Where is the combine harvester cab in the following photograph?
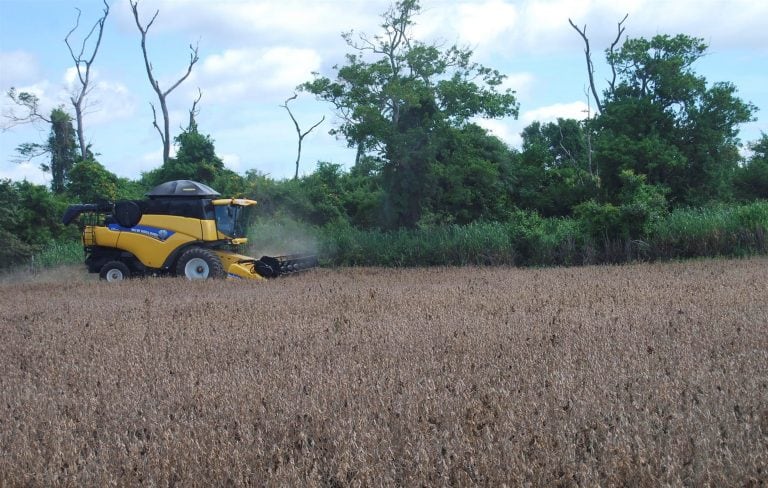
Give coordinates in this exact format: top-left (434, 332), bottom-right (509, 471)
top-left (62, 180), bottom-right (318, 281)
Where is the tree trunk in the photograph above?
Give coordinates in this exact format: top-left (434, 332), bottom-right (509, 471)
top-left (130, 0), bottom-right (198, 165)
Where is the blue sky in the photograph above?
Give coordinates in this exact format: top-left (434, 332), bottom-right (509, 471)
top-left (1, 0), bottom-right (766, 186)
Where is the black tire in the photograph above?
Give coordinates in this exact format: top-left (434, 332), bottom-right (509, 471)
top-left (176, 247), bottom-right (225, 280)
top-left (99, 261), bottom-right (131, 282)
top-left (114, 200), bottom-right (142, 228)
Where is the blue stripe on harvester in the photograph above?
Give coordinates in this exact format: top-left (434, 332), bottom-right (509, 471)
top-left (107, 223), bottom-right (175, 241)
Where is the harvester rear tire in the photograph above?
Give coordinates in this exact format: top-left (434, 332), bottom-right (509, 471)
top-left (99, 261), bottom-right (130, 282)
top-left (176, 247), bottom-right (225, 280)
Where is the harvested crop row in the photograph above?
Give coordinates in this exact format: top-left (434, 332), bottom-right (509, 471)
top-left (1, 258), bottom-right (766, 486)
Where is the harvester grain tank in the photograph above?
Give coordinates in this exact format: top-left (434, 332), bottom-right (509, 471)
top-left (61, 180), bottom-right (317, 281)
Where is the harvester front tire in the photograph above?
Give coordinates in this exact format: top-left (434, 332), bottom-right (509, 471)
top-left (99, 261), bottom-right (130, 282)
top-left (176, 247), bottom-right (225, 280)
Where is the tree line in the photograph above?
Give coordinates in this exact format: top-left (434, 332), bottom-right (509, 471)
top-left (2, 0), bottom-right (767, 269)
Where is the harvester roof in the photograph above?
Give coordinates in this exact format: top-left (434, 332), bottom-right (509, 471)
top-left (145, 180), bottom-right (220, 199)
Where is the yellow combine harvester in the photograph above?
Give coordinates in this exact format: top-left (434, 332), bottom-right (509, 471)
top-left (62, 180), bottom-right (317, 281)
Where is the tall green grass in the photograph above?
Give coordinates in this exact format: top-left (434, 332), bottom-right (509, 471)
top-left (318, 202), bottom-right (768, 267)
top-left (651, 202), bottom-right (768, 259)
top-left (30, 240), bottom-right (83, 269)
top-left (319, 216), bottom-right (586, 267)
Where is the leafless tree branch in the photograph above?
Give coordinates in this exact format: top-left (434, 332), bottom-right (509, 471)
top-left (568, 18), bottom-right (603, 114)
top-left (583, 86), bottom-right (596, 180)
top-left (65, 0), bottom-right (109, 160)
top-left (280, 93), bottom-right (325, 180)
top-left (130, 0), bottom-right (199, 164)
top-left (149, 102), bottom-right (165, 147)
top-left (188, 88), bottom-right (203, 130)
top-left (608, 14), bottom-right (629, 95)
top-left (569, 14), bottom-right (629, 114)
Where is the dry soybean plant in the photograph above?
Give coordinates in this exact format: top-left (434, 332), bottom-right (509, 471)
top-left (1, 258), bottom-right (767, 486)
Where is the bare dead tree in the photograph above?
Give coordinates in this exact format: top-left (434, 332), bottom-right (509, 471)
top-left (187, 88), bottom-right (202, 131)
top-left (607, 14), bottom-right (629, 96)
top-left (130, 0), bottom-right (199, 164)
top-left (568, 19), bottom-right (602, 114)
top-left (582, 87), bottom-right (596, 181)
top-left (280, 93), bottom-right (325, 180)
top-left (557, 125), bottom-right (585, 185)
top-left (568, 14), bottom-right (628, 114)
top-left (64, 0), bottom-right (109, 160)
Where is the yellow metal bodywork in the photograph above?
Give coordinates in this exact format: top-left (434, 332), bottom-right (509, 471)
top-left (87, 214), bottom-right (259, 272)
top-left (212, 198), bottom-right (257, 207)
top-left (86, 225), bottom-right (117, 248)
top-left (82, 198), bottom-right (268, 280)
top-left (107, 215), bottom-right (203, 268)
top-left (214, 250), bottom-right (264, 280)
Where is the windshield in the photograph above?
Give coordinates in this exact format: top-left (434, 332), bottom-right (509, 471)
top-left (214, 205), bottom-right (245, 238)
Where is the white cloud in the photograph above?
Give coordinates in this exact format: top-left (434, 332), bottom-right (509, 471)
top-left (111, 0), bottom-right (768, 62)
top-left (477, 101), bottom-right (591, 150)
top-left (0, 50), bottom-right (39, 87)
top-left (522, 0), bottom-right (592, 38)
top-left (114, 0), bottom-right (389, 49)
top-left (522, 101), bottom-right (590, 124)
top-left (0, 161), bottom-right (49, 185)
top-left (220, 153), bottom-right (241, 171)
top-left (137, 149), bottom-right (170, 174)
top-left (196, 47), bottom-right (322, 103)
top-left (622, 0), bottom-right (768, 51)
top-left (502, 72), bottom-right (535, 99)
top-left (63, 66), bottom-right (79, 87)
top-left (476, 118), bottom-right (520, 146)
top-left (86, 80), bottom-right (136, 124)
top-left (455, 0), bottom-right (520, 46)
top-left (430, 0), bottom-right (768, 57)
top-left (62, 66), bottom-right (137, 125)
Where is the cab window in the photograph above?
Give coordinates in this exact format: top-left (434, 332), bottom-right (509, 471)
top-left (214, 205), bottom-right (244, 238)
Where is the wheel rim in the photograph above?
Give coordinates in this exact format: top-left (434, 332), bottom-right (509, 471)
top-left (105, 268), bottom-right (124, 282)
top-left (184, 257), bottom-right (209, 279)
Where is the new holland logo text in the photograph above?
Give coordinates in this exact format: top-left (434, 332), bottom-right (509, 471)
top-left (108, 224), bottom-right (175, 241)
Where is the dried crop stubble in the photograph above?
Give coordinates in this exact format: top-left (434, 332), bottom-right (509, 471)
top-left (1, 259), bottom-right (767, 486)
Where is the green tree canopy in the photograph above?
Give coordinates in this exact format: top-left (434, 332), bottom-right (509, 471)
top-left (0, 179), bottom-right (33, 267)
top-left (302, 0), bottom-right (518, 227)
top-left (596, 34), bottom-right (755, 205)
top-left (426, 124), bottom-right (515, 224)
top-left (515, 119), bottom-right (598, 216)
top-left (14, 107), bottom-right (78, 194)
top-left (67, 158), bottom-right (119, 202)
top-left (734, 133), bottom-right (768, 201)
top-left (142, 126), bottom-right (226, 187)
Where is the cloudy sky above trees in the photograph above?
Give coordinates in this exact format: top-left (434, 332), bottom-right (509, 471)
top-left (1, 0), bottom-right (766, 185)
